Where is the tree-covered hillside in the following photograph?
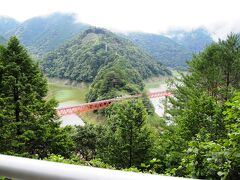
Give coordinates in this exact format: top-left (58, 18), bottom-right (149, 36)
top-left (87, 57), bottom-right (144, 102)
top-left (124, 32), bottom-right (192, 67)
top-left (42, 28), bottom-right (171, 83)
top-left (124, 29), bottom-right (213, 68)
top-left (0, 16), bottom-right (19, 35)
top-left (0, 14), bottom-right (214, 68)
top-left (167, 28), bottom-right (213, 53)
top-left (5, 13), bottom-right (89, 57)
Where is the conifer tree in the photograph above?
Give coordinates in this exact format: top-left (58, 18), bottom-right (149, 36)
top-left (0, 37), bottom-right (73, 158)
top-left (98, 100), bottom-right (153, 168)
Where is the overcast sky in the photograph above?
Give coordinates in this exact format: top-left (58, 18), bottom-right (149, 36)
top-left (1, 0), bottom-right (240, 39)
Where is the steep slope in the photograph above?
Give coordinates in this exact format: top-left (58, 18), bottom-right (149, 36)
top-left (42, 28), bottom-right (170, 83)
top-left (0, 36), bottom-right (6, 44)
top-left (87, 58), bottom-right (144, 102)
top-left (0, 16), bottom-right (19, 35)
top-left (124, 32), bottom-right (192, 67)
top-left (6, 13), bottom-right (89, 57)
top-left (167, 28), bottom-right (213, 53)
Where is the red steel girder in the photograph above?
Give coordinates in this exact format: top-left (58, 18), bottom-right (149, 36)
top-left (57, 91), bottom-right (172, 117)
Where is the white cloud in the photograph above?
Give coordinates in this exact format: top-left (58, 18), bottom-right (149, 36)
top-left (0, 0), bottom-right (240, 38)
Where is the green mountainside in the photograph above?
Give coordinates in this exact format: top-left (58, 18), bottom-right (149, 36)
top-left (87, 58), bottom-right (144, 102)
top-left (5, 13), bottom-right (89, 57)
top-left (124, 29), bottom-right (213, 67)
top-left (0, 14), bottom-right (214, 68)
top-left (124, 32), bottom-right (192, 67)
top-left (42, 28), bottom-right (170, 83)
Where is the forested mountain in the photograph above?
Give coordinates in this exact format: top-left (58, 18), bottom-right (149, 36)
top-left (87, 58), bottom-right (144, 102)
top-left (123, 29), bottom-right (213, 67)
top-left (124, 32), bottom-right (192, 67)
top-left (0, 36), bottom-right (6, 44)
top-left (167, 28), bottom-right (213, 53)
top-left (5, 13), bottom-right (89, 57)
top-left (42, 28), bottom-right (170, 83)
top-left (0, 16), bottom-right (19, 35)
top-left (0, 14), bottom-right (214, 68)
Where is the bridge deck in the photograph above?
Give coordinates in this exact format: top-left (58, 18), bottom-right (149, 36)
top-left (57, 91), bottom-right (172, 117)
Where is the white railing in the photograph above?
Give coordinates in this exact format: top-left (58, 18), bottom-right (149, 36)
top-left (0, 154), bottom-right (188, 180)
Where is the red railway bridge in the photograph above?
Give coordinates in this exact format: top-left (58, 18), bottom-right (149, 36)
top-left (57, 91), bottom-right (172, 117)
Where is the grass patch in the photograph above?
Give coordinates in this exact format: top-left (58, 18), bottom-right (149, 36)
top-left (47, 83), bottom-right (89, 103)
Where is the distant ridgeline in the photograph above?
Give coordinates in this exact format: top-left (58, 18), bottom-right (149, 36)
top-left (0, 13), bottom-right (89, 57)
top-left (0, 36), bottom-right (6, 44)
top-left (0, 16), bottom-right (19, 35)
top-left (123, 28), bottom-right (213, 68)
top-left (0, 13), bottom-right (213, 68)
top-left (41, 28), bottom-right (171, 83)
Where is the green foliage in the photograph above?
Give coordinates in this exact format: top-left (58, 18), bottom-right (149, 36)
top-left (171, 91), bottom-right (224, 140)
top-left (222, 92), bottom-right (240, 178)
top-left (166, 34), bottom-right (240, 179)
top-left (44, 154), bottom-right (84, 165)
top-left (150, 125), bottom-right (186, 174)
top-left (122, 167), bottom-right (140, 172)
top-left (73, 124), bottom-right (99, 160)
top-left (140, 158), bottom-right (163, 174)
top-left (97, 100), bottom-right (154, 168)
top-left (0, 37), bottom-right (73, 158)
top-left (146, 113), bottom-right (166, 131)
top-left (45, 154), bottom-right (115, 169)
top-left (42, 27), bottom-right (170, 83)
top-left (142, 92), bottom-right (155, 115)
top-left (170, 33), bottom-right (240, 140)
top-left (173, 132), bottom-right (229, 179)
top-left (174, 100), bottom-right (240, 180)
top-left (86, 58), bottom-right (144, 102)
top-left (188, 33), bottom-right (240, 101)
top-left (88, 158), bottom-right (115, 169)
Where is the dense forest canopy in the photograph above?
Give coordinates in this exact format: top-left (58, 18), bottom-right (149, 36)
top-left (86, 57), bottom-right (144, 102)
top-left (41, 27), bottom-right (171, 83)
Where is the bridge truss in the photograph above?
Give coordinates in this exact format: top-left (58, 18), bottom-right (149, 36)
top-left (57, 91), bottom-right (171, 117)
